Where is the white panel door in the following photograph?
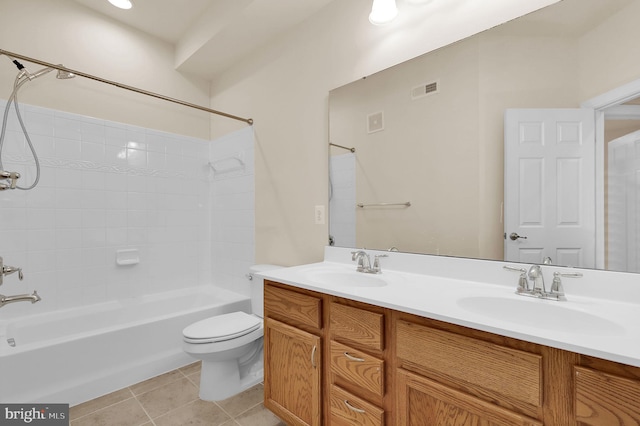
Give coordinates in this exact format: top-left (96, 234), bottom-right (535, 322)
top-left (608, 130), bottom-right (640, 272)
top-left (504, 109), bottom-right (595, 267)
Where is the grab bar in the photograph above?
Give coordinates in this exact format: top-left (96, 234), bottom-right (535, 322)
top-left (357, 202), bottom-right (411, 208)
top-left (329, 143), bottom-right (355, 153)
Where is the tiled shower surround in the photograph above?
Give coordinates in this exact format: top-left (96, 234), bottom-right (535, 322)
top-left (329, 153), bottom-right (355, 248)
top-left (0, 100), bottom-right (254, 318)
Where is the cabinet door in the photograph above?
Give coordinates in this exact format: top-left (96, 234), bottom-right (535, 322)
top-left (575, 366), bottom-right (640, 426)
top-left (397, 369), bottom-right (542, 426)
top-left (264, 317), bottom-right (321, 426)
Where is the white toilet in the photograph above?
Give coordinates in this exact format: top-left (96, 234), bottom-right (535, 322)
top-left (182, 264), bottom-right (280, 401)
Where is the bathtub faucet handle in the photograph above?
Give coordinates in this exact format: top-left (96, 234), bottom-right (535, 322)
top-left (1, 261), bottom-right (23, 283)
top-left (0, 257), bottom-right (21, 286)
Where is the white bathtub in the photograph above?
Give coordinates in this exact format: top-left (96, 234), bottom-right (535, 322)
top-left (0, 286), bottom-right (251, 406)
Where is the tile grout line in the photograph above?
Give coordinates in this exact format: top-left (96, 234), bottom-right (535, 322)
top-left (230, 400), bottom-right (266, 419)
top-left (130, 368), bottom-right (192, 399)
top-left (130, 396), bottom-right (155, 426)
top-left (134, 369), bottom-right (203, 424)
top-left (70, 388), bottom-right (136, 422)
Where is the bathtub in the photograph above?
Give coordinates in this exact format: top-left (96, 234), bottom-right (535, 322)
top-left (0, 286), bottom-right (251, 406)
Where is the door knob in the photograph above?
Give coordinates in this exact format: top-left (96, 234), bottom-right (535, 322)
top-left (509, 232), bottom-right (528, 241)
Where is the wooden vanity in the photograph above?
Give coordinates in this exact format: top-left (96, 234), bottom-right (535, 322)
top-left (263, 280), bottom-right (640, 426)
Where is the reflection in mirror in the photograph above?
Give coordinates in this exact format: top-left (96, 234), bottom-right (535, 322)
top-left (328, 0), bottom-right (640, 273)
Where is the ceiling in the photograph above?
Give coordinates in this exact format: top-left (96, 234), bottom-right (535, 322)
top-left (72, 0), bottom-right (336, 79)
top-left (71, 0), bottom-right (633, 81)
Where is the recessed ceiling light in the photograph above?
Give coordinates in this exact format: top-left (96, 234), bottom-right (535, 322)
top-left (108, 0), bottom-right (133, 10)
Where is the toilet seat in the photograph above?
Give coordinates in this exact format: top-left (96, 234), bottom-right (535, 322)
top-left (183, 311), bottom-right (262, 344)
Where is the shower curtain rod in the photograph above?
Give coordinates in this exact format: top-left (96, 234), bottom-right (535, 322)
top-left (0, 48), bottom-right (253, 125)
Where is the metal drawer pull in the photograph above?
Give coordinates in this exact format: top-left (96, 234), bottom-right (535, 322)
top-left (311, 345), bottom-right (317, 368)
top-left (344, 400), bottom-right (366, 414)
top-left (344, 352), bottom-right (365, 362)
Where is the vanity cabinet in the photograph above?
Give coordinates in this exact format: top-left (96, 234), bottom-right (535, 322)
top-left (264, 282), bottom-right (323, 426)
top-left (263, 280), bottom-right (640, 425)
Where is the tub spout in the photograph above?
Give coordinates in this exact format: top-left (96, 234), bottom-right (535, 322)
top-left (0, 291), bottom-right (41, 308)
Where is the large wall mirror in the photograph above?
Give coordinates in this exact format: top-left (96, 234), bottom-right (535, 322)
top-left (328, 0), bottom-right (640, 273)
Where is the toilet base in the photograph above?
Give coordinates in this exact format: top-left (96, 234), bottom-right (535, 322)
top-left (198, 359), bottom-right (264, 401)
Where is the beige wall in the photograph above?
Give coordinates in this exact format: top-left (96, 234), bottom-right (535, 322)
top-left (209, 0), bottom-right (560, 266)
top-left (0, 0), bottom-right (211, 139)
top-left (331, 38), bottom-right (481, 257)
top-left (578, 0), bottom-right (640, 101)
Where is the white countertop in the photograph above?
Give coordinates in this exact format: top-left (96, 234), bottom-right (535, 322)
top-left (258, 247), bottom-right (640, 368)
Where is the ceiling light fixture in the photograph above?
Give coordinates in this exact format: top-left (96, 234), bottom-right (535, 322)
top-left (369, 0), bottom-right (398, 25)
top-left (108, 0), bottom-right (133, 10)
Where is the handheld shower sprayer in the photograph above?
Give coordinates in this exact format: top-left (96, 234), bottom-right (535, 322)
top-left (0, 54), bottom-right (75, 190)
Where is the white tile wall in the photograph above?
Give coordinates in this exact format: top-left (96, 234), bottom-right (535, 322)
top-left (0, 100), bottom-right (255, 318)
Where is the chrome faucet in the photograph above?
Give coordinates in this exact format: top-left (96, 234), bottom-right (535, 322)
top-left (351, 250), bottom-right (387, 274)
top-left (0, 291), bottom-right (41, 308)
top-left (351, 250), bottom-right (372, 272)
top-left (0, 257), bottom-right (24, 286)
top-left (503, 264), bottom-right (582, 301)
top-left (527, 264), bottom-right (546, 294)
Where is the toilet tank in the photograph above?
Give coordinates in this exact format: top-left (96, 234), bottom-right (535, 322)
top-left (248, 264), bottom-right (281, 318)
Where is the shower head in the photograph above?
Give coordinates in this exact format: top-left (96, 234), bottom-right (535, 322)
top-left (56, 69), bottom-right (75, 79)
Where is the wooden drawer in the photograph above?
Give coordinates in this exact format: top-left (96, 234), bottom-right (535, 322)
top-left (575, 366), bottom-right (640, 425)
top-left (331, 340), bottom-right (384, 397)
top-left (396, 320), bottom-right (542, 411)
top-left (330, 302), bottom-right (384, 351)
top-left (329, 385), bottom-right (384, 426)
top-left (264, 282), bottom-right (322, 330)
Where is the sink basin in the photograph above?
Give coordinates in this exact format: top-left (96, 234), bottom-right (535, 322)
top-left (457, 296), bottom-right (625, 336)
top-left (304, 269), bottom-right (388, 288)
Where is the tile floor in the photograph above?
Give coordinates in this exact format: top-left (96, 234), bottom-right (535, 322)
top-left (69, 362), bottom-right (285, 426)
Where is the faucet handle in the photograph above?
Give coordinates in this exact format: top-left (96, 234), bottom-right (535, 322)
top-left (351, 250), bottom-right (365, 260)
top-left (503, 265), bottom-right (529, 291)
top-left (2, 265), bottom-right (23, 281)
top-left (372, 254), bottom-right (388, 273)
top-left (1, 257), bottom-right (24, 286)
top-left (551, 271), bottom-right (582, 299)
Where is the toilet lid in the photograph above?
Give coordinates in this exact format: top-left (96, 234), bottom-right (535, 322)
top-left (183, 311), bottom-right (262, 343)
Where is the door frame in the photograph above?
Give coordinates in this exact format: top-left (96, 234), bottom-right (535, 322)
top-left (581, 77), bottom-right (640, 269)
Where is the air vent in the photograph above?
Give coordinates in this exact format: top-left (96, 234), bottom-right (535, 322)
top-left (367, 111), bottom-right (384, 134)
top-left (411, 80), bottom-right (439, 100)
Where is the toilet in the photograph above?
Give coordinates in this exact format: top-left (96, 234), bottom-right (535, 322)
top-left (182, 264), bottom-right (281, 401)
